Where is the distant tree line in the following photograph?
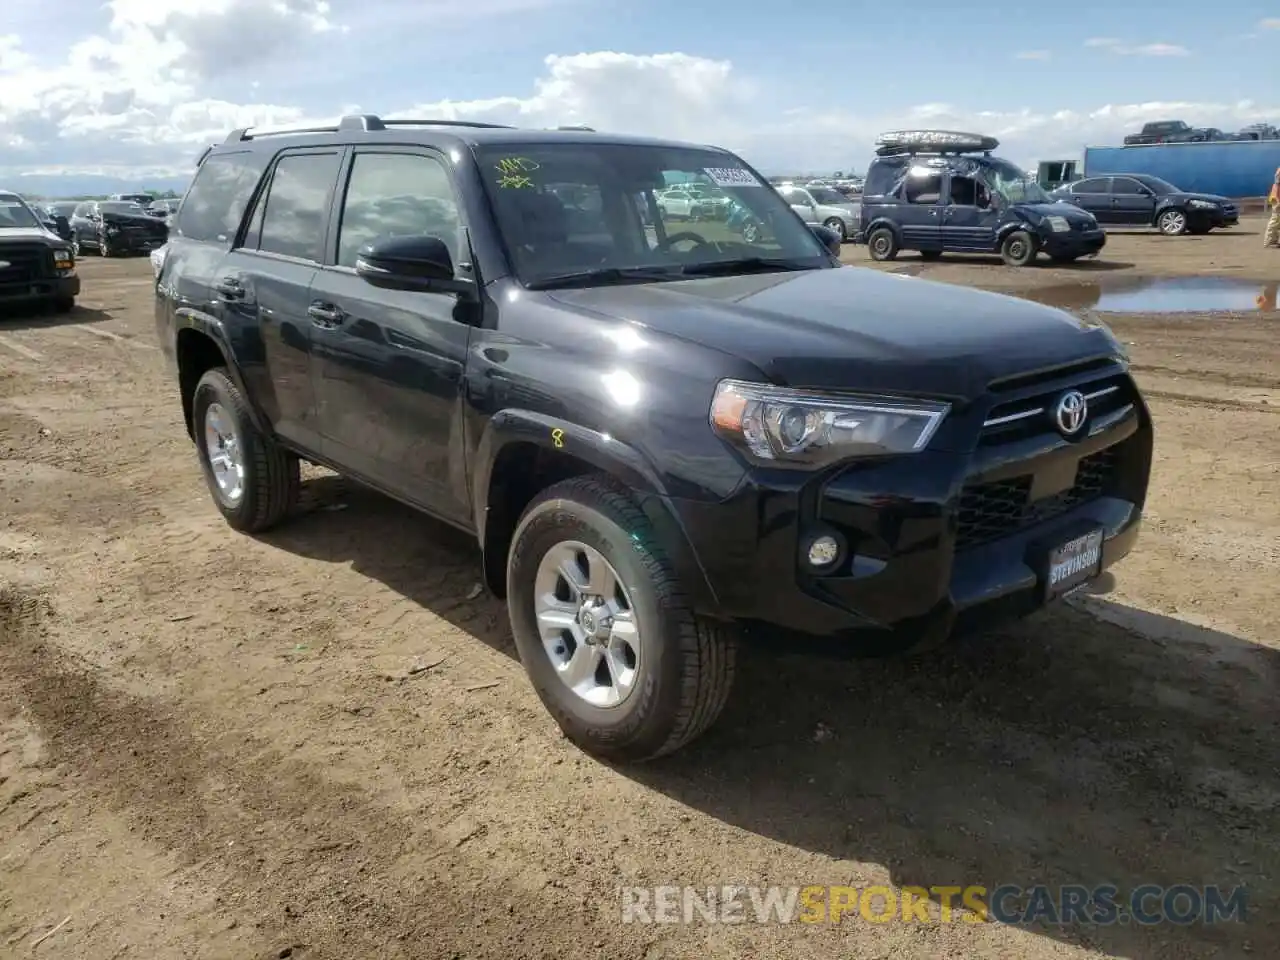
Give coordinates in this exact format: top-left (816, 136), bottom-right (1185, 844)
top-left (22, 188), bottom-right (183, 202)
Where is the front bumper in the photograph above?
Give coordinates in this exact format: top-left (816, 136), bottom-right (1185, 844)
top-left (1042, 228), bottom-right (1106, 257)
top-left (668, 363), bottom-right (1152, 655)
top-left (1195, 207), bottom-right (1238, 228)
top-left (0, 274), bottom-right (79, 305)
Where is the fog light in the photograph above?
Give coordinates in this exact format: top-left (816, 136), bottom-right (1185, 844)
top-left (807, 534), bottom-right (840, 568)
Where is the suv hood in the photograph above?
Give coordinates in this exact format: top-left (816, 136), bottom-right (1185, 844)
top-left (546, 267), bottom-right (1120, 401)
top-left (0, 226), bottom-right (61, 244)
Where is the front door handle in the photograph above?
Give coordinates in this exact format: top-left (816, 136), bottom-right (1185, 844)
top-left (308, 302), bottom-right (346, 327)
top-left (215, 277), bottom-right (244, 299)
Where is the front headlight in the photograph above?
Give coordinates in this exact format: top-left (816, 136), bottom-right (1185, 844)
top-left (709, 379), bottom-right (950, 466)
top-left (1045, 215), bottom-right (1071, 233)
top-left (52, 248), bottom-right (74, 266)
top-left (1187, 199), bottom-right (1217, 209)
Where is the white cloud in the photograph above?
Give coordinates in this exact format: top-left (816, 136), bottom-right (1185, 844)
top-left (1258, 17), bottom-right (1280, 29)
top-left (1083, 37), bottom-right (1189, 56)
top-left (0, 12), bottom-right (1276, 189)
top-left (1014, 50), bottom-right (1052, 60)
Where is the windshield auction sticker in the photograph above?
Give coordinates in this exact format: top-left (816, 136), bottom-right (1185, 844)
top-left (703, 167), bottom-right (761, 188)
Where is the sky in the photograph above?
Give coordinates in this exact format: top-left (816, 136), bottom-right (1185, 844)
top-left (1, 0), bottom-right (1278, 193)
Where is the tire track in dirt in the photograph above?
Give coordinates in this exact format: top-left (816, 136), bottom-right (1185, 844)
top-left (0, 587), bottom-right (641, 960)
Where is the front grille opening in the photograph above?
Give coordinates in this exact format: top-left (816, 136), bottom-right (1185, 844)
top-left (956, 446), bottom-right (1119, 550)
top-left (0, 245), bottom-right (51, 286)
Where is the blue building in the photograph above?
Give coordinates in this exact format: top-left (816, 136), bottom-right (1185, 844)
top-left (1083, 140), bottom-right (1280, 199)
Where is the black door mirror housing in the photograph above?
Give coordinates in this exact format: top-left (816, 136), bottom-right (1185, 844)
top-left (355, 234), bottom-right (474, 296)
top-left (810, 224), bottom-right (842, 256)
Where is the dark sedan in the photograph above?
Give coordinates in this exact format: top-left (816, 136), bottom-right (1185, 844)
top-left (1049, 174), bottom-right (1238, 236)
top-left (69, 200), bottom-right (169, 256)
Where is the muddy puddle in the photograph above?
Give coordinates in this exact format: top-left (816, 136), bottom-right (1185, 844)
top-left (1022, 276), bottom-right (1278, 313)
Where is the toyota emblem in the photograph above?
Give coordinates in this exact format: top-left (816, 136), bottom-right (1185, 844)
top-left (1054, 390), bottom-right (1088, 435)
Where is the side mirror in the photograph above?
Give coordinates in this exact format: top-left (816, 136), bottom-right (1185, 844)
top-left (355, 234), bottom-right (473, 296)
top-left (810, 224), bottom-right (842, 256)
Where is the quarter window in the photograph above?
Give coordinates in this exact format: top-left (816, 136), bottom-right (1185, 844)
top-left (336, 152), bottom-right (461, 269)
top-left (176, 151), bottom-right (269, 245)
top-left (255, 152), bottom-right (342, 262)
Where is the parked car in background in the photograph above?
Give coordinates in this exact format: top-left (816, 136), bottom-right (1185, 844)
top-left (69, 199), bottom-right (169, 256)
top-left (1232, 123), bottom-right (1280, 141)
top-left (1122, 120), bottom-right (1219, 145)
top-left (110, 192), bottom-right (156, 207)
top-left (1049, 174), bottom-right (1238, 235)
top-left (0, 190), bottom-right (79, 313)
top-left (778, 184), bottom-right (860, 241)
top-left (33, 201), bottom-right (75, 242)
top-left (656, 186), bottom-right (716, 221)
top-left (856, 130), bottom-right (1104, 265)
top-left (148, 198), bottom-right (181, 227)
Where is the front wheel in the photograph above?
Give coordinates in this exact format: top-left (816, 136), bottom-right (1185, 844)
top-left (1000, 230), bottom-right (1037, 267)
top-left (191, 367), bottom-right (299, 532)
top-left (1158, 209), bottom-right (1188, 236)
top-left (506, 475), bottom-right (738, 762)
top-left (867, 226), bottom-right (899, 262)
top-left (823, 217), bottom-right (847, 242)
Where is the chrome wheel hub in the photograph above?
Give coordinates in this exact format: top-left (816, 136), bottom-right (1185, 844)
top-left (533, 541), bottom-right (641, 709)
top-left (203, 402), bottom-right (245, 505)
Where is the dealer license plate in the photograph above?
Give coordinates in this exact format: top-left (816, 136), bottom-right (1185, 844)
top-left (1046, 528), bottom-right (1104, 599)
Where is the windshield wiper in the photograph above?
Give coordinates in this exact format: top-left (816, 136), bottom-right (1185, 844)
top-left (677, 256), bottom-right (816, 277)
top-left (525, 266), bottom-right (682, 290)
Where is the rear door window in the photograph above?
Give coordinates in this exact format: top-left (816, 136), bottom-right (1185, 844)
top-left (253, 152), bottom-right (344, 263)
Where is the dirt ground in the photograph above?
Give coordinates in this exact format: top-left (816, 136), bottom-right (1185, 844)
top-left (1, 218), bottom-right (1277, 960)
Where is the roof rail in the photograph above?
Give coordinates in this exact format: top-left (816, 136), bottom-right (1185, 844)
top-left (223, 113), bottom-right (516, 144)
top-left (555, 124), bottom-right (595, 132)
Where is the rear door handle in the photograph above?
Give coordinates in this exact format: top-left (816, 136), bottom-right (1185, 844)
top-left (215, 277), bottom-right (244, 299)
top-left (308, 302), bottom-right (346, 327)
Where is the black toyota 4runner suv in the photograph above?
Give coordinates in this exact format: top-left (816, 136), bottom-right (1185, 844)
top-left (155, 115), bottom-right (1153, 762)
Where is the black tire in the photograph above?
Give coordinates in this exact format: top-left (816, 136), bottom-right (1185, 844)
top-left (506, 475), bottom-right (738, 762)
top-left (1049, 253), bottom-right (1080, 264)
top-left (867, 226), bottom-right (899, 262)
top-left (920, 250), bottom-right (943, 261)
top-left (1157, 208), bottom-right (1187, 236)
top-left (823, 217), bottom-right (847, 242)
top-left (191, 367), bottom-right (299, 532)
top-left (1000, 230), bottom-right (1037, 267)
top-left (52, 297), bottom-right (75, 314)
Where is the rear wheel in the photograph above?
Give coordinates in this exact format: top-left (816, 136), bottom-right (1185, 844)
top-left (1000, 230), bottom-right (1037, 267)
top-left (191, 367), bottom-right (299, 532)
top-left (823, 217), bottom-right (847, 242)
top-left (867, 226), bottom-right (899, 262)
top-left (1158, 208), bottom-right (1188, 236)
top-left (506, 475), bottom-right (738, 762)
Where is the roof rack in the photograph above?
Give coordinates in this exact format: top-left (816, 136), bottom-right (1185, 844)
top-left (223, 113), bottom-right (515, 143)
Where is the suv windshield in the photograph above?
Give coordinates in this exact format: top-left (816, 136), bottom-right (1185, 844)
top-left (985, 159), bottom-right (1053, 204)
top-left (473, 143), bottom-right (830, 286)
top-left (0, 196), bottom-right (40, 229)
top-left (100, 201), bottom-right (145, 215)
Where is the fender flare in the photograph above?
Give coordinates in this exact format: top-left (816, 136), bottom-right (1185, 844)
top-left (863, 218), bottom-right (903, 243)
top-left (472, 409), bottom-right (720, 611)
top-left (173, 309), bottom-right (270, 436)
